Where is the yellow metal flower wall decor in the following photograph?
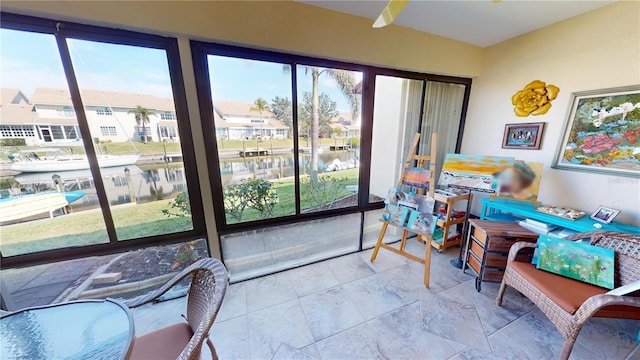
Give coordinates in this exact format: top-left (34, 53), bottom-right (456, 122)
top-left (512, 80), bottom-right (560, 117)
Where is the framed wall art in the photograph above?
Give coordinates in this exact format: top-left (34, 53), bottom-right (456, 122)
top-left (502, 122), bottom-right (545, 150)
top-left (552, 85), bottom-right (640, 178)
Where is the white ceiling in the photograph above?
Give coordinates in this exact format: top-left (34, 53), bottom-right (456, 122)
top-left (299, 0), bottom-right (616, 47)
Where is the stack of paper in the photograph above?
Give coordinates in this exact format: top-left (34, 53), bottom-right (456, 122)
top-left (518, 219), bottom-right (558, 235)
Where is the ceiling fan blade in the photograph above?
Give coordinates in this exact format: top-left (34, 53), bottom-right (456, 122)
top-left (372, 0), bottom-right (409, 28)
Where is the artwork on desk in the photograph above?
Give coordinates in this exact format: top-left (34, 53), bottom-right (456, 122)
top-left (502, 122), bottom-right (545, 150)
top-left (495, 160), bottom-right (543, 202)
top-left (535, 205), bottom-right (586, 220)
top-left (552, 85), bottom-right (640, 178)
top-left (381, 204), bottom-right (410, 226)
top-left (590, 205), bottom-right (620, 224)
top-left (438, 154), bottom-right (514, 193)
top-left (537, 235), bottom-right (615, 289)
top-left (401, 167), bottom-right (431, 193)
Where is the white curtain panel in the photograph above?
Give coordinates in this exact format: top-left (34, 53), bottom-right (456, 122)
top-left (418, 81), bottom-right (466, 183)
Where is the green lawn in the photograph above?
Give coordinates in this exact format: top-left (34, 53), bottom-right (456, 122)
top-left (226, 167), bottom-right (359, 223)
top-left (0, 199), bottom-right (192, 256)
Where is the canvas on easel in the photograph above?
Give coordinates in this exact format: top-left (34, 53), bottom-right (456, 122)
top-left (491, 160), bottom-right (544, 207)
top-left (371, 132), bottom-right (438, 288)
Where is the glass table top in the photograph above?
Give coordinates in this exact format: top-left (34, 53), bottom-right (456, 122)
top-left (0, 299), bottom-right (133, 360)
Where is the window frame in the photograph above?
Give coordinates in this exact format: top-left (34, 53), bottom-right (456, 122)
top-left (191, 41), bottom-right (472, 239)
top-left (0, 12), bottom-right (207, 268)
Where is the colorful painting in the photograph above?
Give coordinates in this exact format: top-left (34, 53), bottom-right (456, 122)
top-left (401, 168), bottom-right (431, 192)
top-left (537, 235), bottom-right (615, 289)
top-left (502, 122), bottom-right (545, 150)
top-left (381, 204), bottom-right (410, 226)
top-left (495, 160), bottom-right (543, 202)
top-left (438, 154), bottom-right (514, 193)
top-left (553, 85), bottom-right (640, 178)
top-left (407, 211), bottom-right (437, 236)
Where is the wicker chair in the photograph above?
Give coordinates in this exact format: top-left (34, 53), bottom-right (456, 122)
top-left (124, 257), bottom-right (228, 360)
top-left (496, 231), bottom-right (640, 360)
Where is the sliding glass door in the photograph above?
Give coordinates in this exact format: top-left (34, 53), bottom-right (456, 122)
top-left (192, 41), bottom-right (472, 281)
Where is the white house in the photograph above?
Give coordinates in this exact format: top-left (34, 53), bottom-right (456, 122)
top-left (213, 100), bottom-right (289, 140)
top-left (0, 87), bottom-right (181, 146)
top-left (329, 112), bottom-right (360, 138)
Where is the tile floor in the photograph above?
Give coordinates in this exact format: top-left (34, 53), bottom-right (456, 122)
top-left (131, 239), bottom-right (640, 359)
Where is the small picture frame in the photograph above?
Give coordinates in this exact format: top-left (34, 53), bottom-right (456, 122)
top-left (590, 206), bottom-right (620, 224)
top-left (502, 122), bottom-right (545, 150)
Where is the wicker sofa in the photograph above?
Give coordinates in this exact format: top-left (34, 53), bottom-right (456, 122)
top-left (496, 231), bottom-right (640, 360)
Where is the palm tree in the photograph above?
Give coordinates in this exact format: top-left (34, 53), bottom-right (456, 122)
top-left (250, 97), bottom-right (270, 154)
top-left (128, 105), bottom-right (154, 143)
top-left (307, 67), bottom-right (359, 178)
top-left (250, 98), bottom-right (269, 139)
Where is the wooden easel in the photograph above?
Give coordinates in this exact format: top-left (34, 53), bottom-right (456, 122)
top-left (370, 132), bottom-right (438, 287)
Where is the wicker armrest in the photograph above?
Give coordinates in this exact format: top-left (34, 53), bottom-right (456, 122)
top-left (574, 293), bottom-right (640, 323)
top-left (507, 241), bottom-right (538, 262)
top-left (122, 268), bottom-right (192, 308)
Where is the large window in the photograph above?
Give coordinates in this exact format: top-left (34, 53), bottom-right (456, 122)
top-left (207, 55), bottom-right (296, 224)
top-left (193, 43), bottom-right (471, 281)
top-left (66, 37), bottom-right (195, 240)
top-left (1, 14), bottom-right (205, 270)
top-left (296, 65), bottom-right (362, 214)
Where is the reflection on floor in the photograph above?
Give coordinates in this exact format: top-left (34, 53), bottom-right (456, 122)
top-left (132, 239), bottom-right (640, 360)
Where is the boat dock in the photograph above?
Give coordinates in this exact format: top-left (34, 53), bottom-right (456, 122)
top-left (239, 149), bottom-right (269, 157)
top-left (329, 144), bottom-right (351, 151)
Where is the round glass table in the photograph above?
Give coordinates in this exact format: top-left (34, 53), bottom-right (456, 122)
top-left (0, 299), bottom-right (134, 360)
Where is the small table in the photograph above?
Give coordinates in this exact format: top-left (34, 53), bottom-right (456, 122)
top-left (480, 197), bottom-right (640, 235)
top-left (0, 299), bottom-right (134, 360)
top-left (463, 219), bottom-right (539, 291)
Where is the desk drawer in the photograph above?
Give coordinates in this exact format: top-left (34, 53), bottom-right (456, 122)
top-left (481, 267), bottom-right (505, 283)
top-left (484, 251), bottom-right (509, 267)
top-left (467, 252), bottom-right (482, 275)
top-left (473, 227), bottom-right (487, 245)
top-left (486, 236), bottom-right (535, 252)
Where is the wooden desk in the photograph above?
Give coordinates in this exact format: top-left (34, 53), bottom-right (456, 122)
top-left (0, 299), bottom-right (134, 359)
top-left (480, 198), bottom-right (640, 235)
top-left (463, 219), bottom-right (538, 291)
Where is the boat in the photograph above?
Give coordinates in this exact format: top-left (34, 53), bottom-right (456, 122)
top-left (0, 191), bottom-right (85, 223)
top-left (14, 165), bottom-right (143, 186)
top-left (10, 149), bottom-right (139, 173)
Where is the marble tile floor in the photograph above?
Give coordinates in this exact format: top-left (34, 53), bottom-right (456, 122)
top-left (131, 239), bottom-right (640, 360)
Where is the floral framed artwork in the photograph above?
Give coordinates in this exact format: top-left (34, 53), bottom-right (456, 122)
top-left (553, 85), bottom-right (640, 178)
top-left (502, 122), bottom-right (545, 150)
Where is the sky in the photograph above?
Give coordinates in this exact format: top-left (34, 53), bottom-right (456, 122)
top-left (1, 28), bottom-right (361, 114)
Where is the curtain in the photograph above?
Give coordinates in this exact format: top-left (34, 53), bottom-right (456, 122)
top-left (418, 81), bottom-right (466, 184)
top-left (400, 80), bottom-right (425, 168)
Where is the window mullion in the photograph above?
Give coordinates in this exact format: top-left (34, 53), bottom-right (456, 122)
top-left (291, 62), bottom-right (301, 216)
top-left (55, 32), bottom-right (118, 244)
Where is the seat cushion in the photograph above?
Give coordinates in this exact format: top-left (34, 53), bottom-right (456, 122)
top-left (509, 261), bottom-right (607, 314)
top-left (129, 322), bottom-right (193, 360)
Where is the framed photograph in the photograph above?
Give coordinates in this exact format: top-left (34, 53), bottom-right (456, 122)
top-left (552, 85), bottom-right (640, 178)
top-left (502, 122), bottom-right (545, 150)
top-left (590, 206), bottom-right (620, 224)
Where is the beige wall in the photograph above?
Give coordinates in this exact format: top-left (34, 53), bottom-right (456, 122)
top-left (1, 0), bottom-right (483, 77)
top-left (461, 1), bottom-right (640, 225)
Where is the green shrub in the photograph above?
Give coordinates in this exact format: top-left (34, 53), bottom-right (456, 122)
top-left (162, 191), bottom-right (191, 218)
top-left (349, 137), bottom-right (360, 148)
top-left (0, 138), bottom-right (26, 146)
top-left (223, 179), bottom-right (278, 222)
top-left (301, 175), bottom-right (348, 209)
